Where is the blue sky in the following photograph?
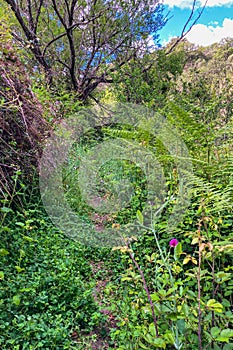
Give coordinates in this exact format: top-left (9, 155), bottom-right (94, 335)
top-left (159, 0), bottom-right (233, 46)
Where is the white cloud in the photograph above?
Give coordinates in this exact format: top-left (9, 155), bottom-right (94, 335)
top-left (162, 35), bottom-right (175, 46)
top-left (208, 20), bottom-right (219, 26)
top-left (185, 18), bottom-right (233, 45)
top-left (163, 0), bottom-right (233, 8)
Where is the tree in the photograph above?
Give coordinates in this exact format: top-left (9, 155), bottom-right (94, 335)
top-left (3, 0), bottom-right (166, 100)
top-left (3, 0), bottom-right (206, 101)
top-left (112, 48), bottom-right (185, 107)
top-left (169, 38), bottom-right (233, 127)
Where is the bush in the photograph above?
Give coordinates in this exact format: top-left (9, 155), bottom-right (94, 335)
top-left (0, 204), bottom-right (102, 349)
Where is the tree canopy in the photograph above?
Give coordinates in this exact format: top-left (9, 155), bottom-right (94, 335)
top-left (4, 0), bottom-right (166, 100)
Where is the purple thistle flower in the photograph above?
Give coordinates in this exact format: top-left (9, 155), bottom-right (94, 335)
top-left (169, 238), bottom-right (179, 248)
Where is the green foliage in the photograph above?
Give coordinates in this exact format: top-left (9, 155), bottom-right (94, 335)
top-left (113, 49), bottom-right (186, 108)
top-left (3, 0), bottom-right (166, 100)
top-left (108, 212), bottom-right (233, 348)
top-left (58, 108), bottom-right (233, 348)
top-left (0, 0), bottom-right (15, 47)
top-left (0, 203), bottom-right (105, 348)
top-left (1, 26), bottom-right (233, 349)
top-left (0, 36), bottom-right (50, 201)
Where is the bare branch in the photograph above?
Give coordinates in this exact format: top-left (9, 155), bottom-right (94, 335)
top-left (34, 0), bottom-right (44, 33)
top-left (4, 0), bottom-right (169, 100)
top-left (42, 19), bottom-right (97, 57)
top-left (166, 0), bottom-right (208, 54)
top-left (27, 0), bottom-right (35, 31)
top-left (5, 0), bottom-right (52, 83)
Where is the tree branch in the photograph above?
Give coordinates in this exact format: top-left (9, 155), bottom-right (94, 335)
top-left (5, 0), bottom-right (52, 83)
top-left (42, 20), bottom-right (90, 57)
top-left (166, 0), bottom-right (208, 54)
top-left (34, 0), bottom-right (44, 33)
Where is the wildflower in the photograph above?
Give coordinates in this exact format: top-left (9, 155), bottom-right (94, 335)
top-left (169, 238), bottom-right (179, 248)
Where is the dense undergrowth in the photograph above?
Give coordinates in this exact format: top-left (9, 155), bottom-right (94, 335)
top-left (1, 120), bottom-right (233, 348)
top-left (0, 11), bottom-right (233, 348)
top-left (0, 198), bottom-right (106, 348)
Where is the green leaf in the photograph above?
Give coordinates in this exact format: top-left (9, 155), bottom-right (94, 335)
top-left (211, 326), bottom-right (221, 338)
top-left (215, 272), bottom-right (232, 284)
top-left (15, 266), bottom-right (25, 273)
top-left (164, 331), bottom-right (175, 344)
top-left (138, 341), bottom-right (150, 349)
top-left (12, 295), bottom-right (21, 306)
top-left (182, 303), bottom-right (190, 317)
top-left (149, 323), bottom-right (157, 337)
top-left (216, 336), bottom-right (230, 342)
top-left (191, 237), bottom-right (199, 245)
top-left (22, 235), bottom-right (35, 242)
top-left (177, 319), bottom-right (186, 334)
top-left (220, 329), bottom-right (233, 338)
top-left (0, 206), bottom-right (13, 213)
top-left (0, 271), bottom-right (4, 280)
top-left (0, 226), bottom-right (11, 233)
top-left (121, 276), bottom-right (132, 282)
top-left (167, 312), bottom-right (179, 321)
top-left (183, 256), bottom-right (191, 265)
top-left (15, 222), bottom-right (25, 227)
top-left (206, 299), bottom-right (223, 313)
top-left (143, 332), bottom-right (166, 347)
top-left (151, 293), bottom-right (160, 302)
top-left (174, 242), bottom-right (182, 260)
top-left (136, 210), bottom-right (143, 225)
top-left (0, 248), bottom-right (9, 256)
top-left (151, 338), bottom-right (166, 348)
top-left (20, 288), bottom-right (34, 293)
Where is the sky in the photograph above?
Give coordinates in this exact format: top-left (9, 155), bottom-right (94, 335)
top-left (159, 0), bottom-right (233, 47)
